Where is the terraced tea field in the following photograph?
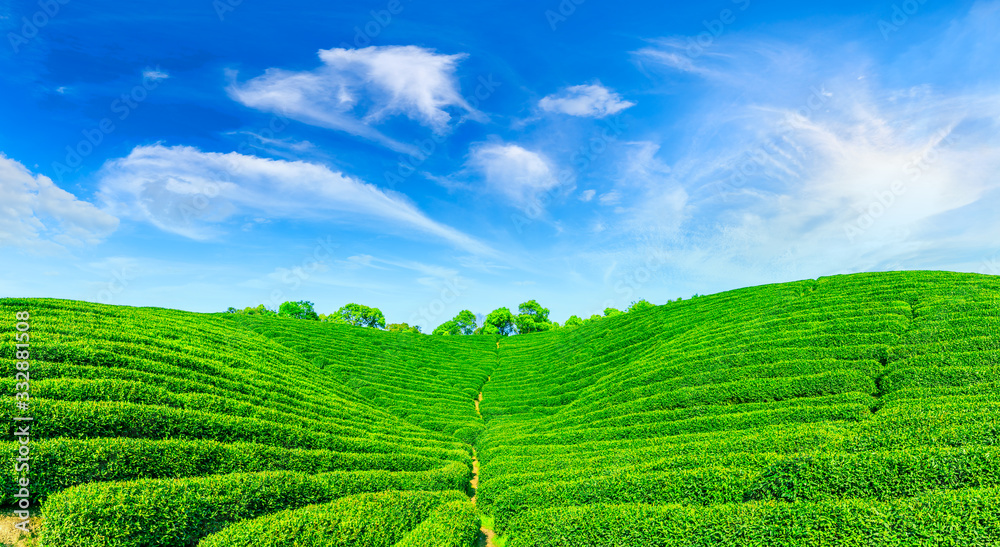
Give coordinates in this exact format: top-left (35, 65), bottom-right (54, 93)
top-left (2, 270), bottom-right (999, 546)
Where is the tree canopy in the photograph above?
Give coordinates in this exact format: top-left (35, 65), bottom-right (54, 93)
top-left (387, 322), bottom-right (422, 334)
top-left (336, 303), bottom-right (386, 328)
top-left (226, 304), bottom-right (276, 317)
top-left (563, 315), bottom-right (584, 328)
top-left (477, 307), bottom-right (517, 336)
top-left (278, 300), bottom-right (319, 321)
top-left (626, 299), bottom-right (655, 313)
top-left (515, 299), bottom-right (553, 334)
top-left (434, 310), bottom-right (477, 336)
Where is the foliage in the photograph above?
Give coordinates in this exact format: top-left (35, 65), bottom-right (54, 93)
top-left (515, 300), bottom-right (553, 334)
top-left (563, 315), bottom-right (584, 328)
top-left (4, 271), bottom-right (1000, 545)
top-left (433, 310), bottom-right (477, 336)
top-left (336, 303), bottom-right (386, 329)
top-left (226, 304), bottom-right (276, 316)
top-left (626, 299), bottom-right (655, 313)
top-left (478, 307), bottom-right (518, 336)
top-left (387, 323), bottom-right (422, 334)
top-left (278, 300), bottom-right (319, 321)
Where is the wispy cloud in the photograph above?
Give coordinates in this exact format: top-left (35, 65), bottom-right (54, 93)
top-left (610, 6), bottom-right (1000, 286)
top-left (228, 45), bottom-right (480, 154)
top-left (0, 154), bottom-right (119, 251)
top-left (468, 142), bottom-right (564, 209)
top-left (96, 144), bottom-right (494, 255)
top-left (142, 67), bottom-right (170, 82)
top-left (538, 83), bottom-right (635, 117)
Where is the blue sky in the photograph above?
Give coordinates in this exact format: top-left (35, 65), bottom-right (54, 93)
top-left (2, 0), bottom-right (1000, 330)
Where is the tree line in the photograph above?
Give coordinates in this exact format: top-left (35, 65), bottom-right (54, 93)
top-left (225, 297), bottom-right (678, 336)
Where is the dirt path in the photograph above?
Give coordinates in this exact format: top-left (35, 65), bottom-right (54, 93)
top-left (0, 515), bottom-right (41, 546)
top-left (470, 445), bottom-right (498, 547)
top-left (471, 386), bottom-right (498, 547)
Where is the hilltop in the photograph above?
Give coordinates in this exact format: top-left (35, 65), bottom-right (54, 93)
top-left (2, 270), bottom-right (999, 546)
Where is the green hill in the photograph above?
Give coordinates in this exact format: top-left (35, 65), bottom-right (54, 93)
top-left (2, 270), bottom-right (999, 546)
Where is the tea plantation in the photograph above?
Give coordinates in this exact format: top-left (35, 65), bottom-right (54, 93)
top-left (2, 270), bottom-right (998, 546)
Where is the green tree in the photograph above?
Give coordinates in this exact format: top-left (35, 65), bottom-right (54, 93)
top-left (604, 307), bottom-right (622, 317)
top-left (627, 299), bottom-right (655, 313)
top-left (564, 315), bottom-right (584, 328)
top-left (434, 310), bottom-right (477, 336)
top-left (433, 320), bottom-right (460, 335)
top-left (515, 299), bottom-right (553, 334)
top-left (226, 304), bottom-right (276, 317)
top-left (453, 310), bottom-right (477, 335)
top-left (318, 313), bottom-right (342, 323)
top-left (278, 300), bottom-right (319, 320)
top-left (336, 303), bottom-right (386, 328)
top-left (387, 322), bottom-right (422, 334)
top-left (478, 307), bottom-right (517, 336)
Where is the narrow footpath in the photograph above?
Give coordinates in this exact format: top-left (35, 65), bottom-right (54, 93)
top-left (471, 379), bottom-right (498, 547)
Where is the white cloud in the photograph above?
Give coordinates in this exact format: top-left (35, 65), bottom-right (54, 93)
top-left (598, 191), bottom-right (620, 205)
top-left (0, 154), bottom-right (118, 251)
top-left (468, 143), bottom-right (563, 208)
top-left (228, 45), bottom-right (479, 154)
top-left (621, 13), bottom-right (1000, 286)
top-left (96, 144), bottom-right (493, 255)
top-left (538, 84), bottom-right (635, 117)
top-left (580, 189), bottom-right (596, 202)
top-left (142, 68), bottom-right (170, 82)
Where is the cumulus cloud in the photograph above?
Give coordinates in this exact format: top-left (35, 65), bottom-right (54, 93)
top-left (96, 144), bottom-right (492, 255)
top-left (468, 143), bottom-right (563, 208)
top-left (538, 84), bottom-right (635, 117)
top-left (228, 45), bottom-right (479, 154)
top-left (0, 154), bottom-right (118, 250)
